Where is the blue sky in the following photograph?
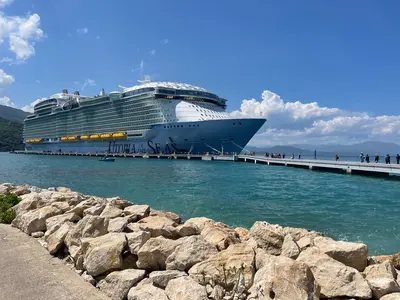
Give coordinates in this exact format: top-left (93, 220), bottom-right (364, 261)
top-left (1, 0), bottom-right (400, 145)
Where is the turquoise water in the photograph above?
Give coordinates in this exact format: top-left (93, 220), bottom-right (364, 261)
top-left (0, 152), bottom-right (399, 255)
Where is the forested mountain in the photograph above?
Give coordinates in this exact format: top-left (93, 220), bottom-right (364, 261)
top-left (0, 117), bottom-right (24, 151)
top-left (0, 105), bottom-right (29, 123)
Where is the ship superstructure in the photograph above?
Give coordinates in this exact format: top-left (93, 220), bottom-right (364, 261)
top-left (24, 81), bottom-right (266, 154)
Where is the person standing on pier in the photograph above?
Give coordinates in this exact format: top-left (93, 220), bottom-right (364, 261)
top-left (282, 153), bottom-right (285, 159)
top-left (385, 154), bottom-right (391, 164)
top-left (365, 154), bottom-right (370, 163)
top-left (360, 152), bottom-right (365, 163)
top-left (396, 154), bottom-right (400, 164)
top-left (335, 153), bottom-right (339, 161)
top-left (375, 153), bottom-right (379, 163)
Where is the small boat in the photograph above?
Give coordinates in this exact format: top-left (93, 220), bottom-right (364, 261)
top-left (99, 156), bottom-right (115, 162)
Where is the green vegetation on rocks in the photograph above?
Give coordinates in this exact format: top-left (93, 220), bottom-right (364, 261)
top-left (0, 193), bottom-right (21, 223)
top-left (0, 117), bottom-right (24, 152)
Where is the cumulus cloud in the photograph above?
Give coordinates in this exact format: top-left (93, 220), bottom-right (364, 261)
top-left (0, 68), bottom-right (14, 86)
top-left (77, 28), bottom-right (88, 35)
top-left (0, 12), bottom-right (44, 61)
top-left (81, 78), bottom-right (96, 90)
top-left (20, 98), bottom-right (46, 113)
top-left (0, 96), bottom-right (15, 107)
top-left (231, 90), bottom-right (400, 146)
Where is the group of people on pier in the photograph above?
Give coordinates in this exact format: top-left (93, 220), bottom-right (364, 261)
top-left (358, 152), bottom-right (400, 164)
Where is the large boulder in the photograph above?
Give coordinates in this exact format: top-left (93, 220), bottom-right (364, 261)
top-left (11, 205), bottom-right (63, 234)
top-left (0, 183), bottom-right (12, 195)
top-left (149, 270), bottom-right (187, 288)
top-left (246, 221), bottom-right (284, 255)
top-left (108, 216), bottom-right (135, 233)
top-left (369, 252), bottom-right (400, 270)
top-left (137, 216), bottom-right (179, 239)
top-left (364, 261), bottom-right (400, 299)
top-left (280, 234), bottom-right (300, 259)
top-left (166, 235), bottom-right (218, 271)
top-left (38, 191), bottom-right (83, 207)
top-left (200, 222), bottom-right (240, 251)
top-left (100, 204), bottom-right (123, 219)
top-left (83, 204), bottom-right (106, 216)
top-left (297, 247), bottom-right (372, 299)
top-left (149, 209), bottom-right (181, 224)
top-left (136, 236), bottom-right (181, 271)
top-left (380, 293), bottom-right (400, 300)
top-left (13, 192), bottom-right (41, 215)
top-left (10, 184), bottom-right (31, 196)
top-left (189, 243), bottom-right (255, 290)
top-left (45, 212), bottom-right (80, 237)
top-left (46, 222), bottom-right (74, 254)
top-left (248, 254), bottom-right (319, 300)
top-left (283, 226), bottom-right (321, 242)
top-left (123, 204), bottom-right (150, 220)
top-left (65, 198), bottom-right (96, 217)
top-left (98, 269), bottom-right (146, 300)
top-left (176, 222), bottom-right (199, 237)
top-left (83, 233), bottom-right (127, 276)
top-left (235, 227), bottom-right (249, 241)
top-left (126, 231), bottom-right (151, 255)
top-left (313, 236), bottom-right (368, 271)
top-left (106, 197), bottom-right (132, 209)
top-left (165, 276), bottom-right (208, 300)
top-left (127, 279), bottom-right (169, 300)
top-left (184, 217), bottom-right (215, 233)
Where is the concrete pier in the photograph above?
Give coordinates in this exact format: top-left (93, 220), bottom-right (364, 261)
top-left (10, 151), bottom-right (400, 177)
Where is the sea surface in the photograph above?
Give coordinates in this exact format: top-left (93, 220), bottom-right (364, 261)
top-left (0, 152), bottom-right (399, 255)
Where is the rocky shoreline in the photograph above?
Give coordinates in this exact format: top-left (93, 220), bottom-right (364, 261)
top-left (1, 183), bottom-right (400, 300)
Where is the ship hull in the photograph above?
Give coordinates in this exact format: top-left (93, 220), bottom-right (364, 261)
top-left (25, 118), bottom-right (266, 154)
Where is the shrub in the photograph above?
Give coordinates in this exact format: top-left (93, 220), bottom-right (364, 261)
top-left (0, 193), bottom-right (21, 224)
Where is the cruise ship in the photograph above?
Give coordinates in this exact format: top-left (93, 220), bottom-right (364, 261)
top-left (23, 81), bottom-right (266, 154)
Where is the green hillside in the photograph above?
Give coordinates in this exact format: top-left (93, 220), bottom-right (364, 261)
top-left (0, 104), bottom-right (29, 123)
top-left (0, 117), bottom-right (24, 151)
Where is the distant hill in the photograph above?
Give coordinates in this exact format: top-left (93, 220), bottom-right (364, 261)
top-left (0, 105), bottom-right (29, 123)
top-left (0, 117), bottom-right (24, 151)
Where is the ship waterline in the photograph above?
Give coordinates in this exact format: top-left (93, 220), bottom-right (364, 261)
top-left (23, 81), bottom-right (266, 153)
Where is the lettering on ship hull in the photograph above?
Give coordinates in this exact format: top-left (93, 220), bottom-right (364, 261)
top-left (108, 138), bottom-right (188, 154)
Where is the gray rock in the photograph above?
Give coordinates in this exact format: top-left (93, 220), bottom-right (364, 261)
top-left (31, 231), bottom-right (44, 238)
top-left (137, 216), bottom-right (179, 239)
top-left (46, 222), bottom-right (74, 254)
top-left (10, 184), bottom-right (31, 196)
top-left (165, 276), bottom-right (208, 300)
top-left (380, 293), bottom-right (400, 300)
top-left (127, 280), bottom-right (169, 300)
top-left (189, 243), bottom-right (255, 290)
top-left (50, 201), bottom-right (72, 213)
top-left (98, 269), bottom-right (146, 300)
top-left (149, 209), bottom-right (181, 224)
top-left (136, 236), bottom-right (181, 271)
top-left (210, 285), bottom-right (225, 300)
top-left (81, 271), bottom-right (96, 286)
top-left (45, 212), bottom-right (80, 237)
top-left (83, 233), bottom-right (127, 276)
top-left (248, 254), bottom-right (319, 300)
top-left (12, 206), bottom-right (63, 234)
top-left (245, 221), bottom-right (284, 255)
top-left (166, 235), bottom-right (218, 271)
top-left (106, 197), bottom-right (133, 209)
top-left (176, 222), bottom-right (199, 237)
top-left (200, 222), bottom-right (240, 251)
top-left (313, 236), bottom-right (368, 271)
top-left (149, 270), bottom-right (187, 288)
top-left (83, 204), bottom-right (105, 216)
top-left (66, 199), bottom-right (96, 217)
top-left (364, 261), bottom-right (400, 299)
top-left (123, 204), bottom-right (150, 219)
top-left (280, 234), bottom-right (300, 259)
top-left (13, 192), bottom-right (41, 215)
top-left (297, 247), bottom-right (371, 299)
top-left (100, 204), bottom-right (123, 219)
top-left (108, 216), bottom-right (134, 233)
top-left (183, 217), bottom-right (214, 233)
top-left (126, 231), bottom-right (151, 255)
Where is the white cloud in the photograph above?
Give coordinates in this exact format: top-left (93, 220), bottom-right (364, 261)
top-left (21, 97), bottom-right (46, 113)
top-left (231, 90), bottom-right (400, 146)
top-left (132, 60), bottom-right (144, 74)
top-left (0, 0), bottom-right (13, 8)
top-left (0, 56), bottom-right (12, 63)
top-left (149, 49), bottom-right (156, 55)
top-left (160, 39), bottom-right (169, 44)
top-left (81, 78), bottom-right (95, 90)
top-left (0, 12), bottom-right (44, 61)
top-left (0, 96), bottom-right (15, 107)
top-left (0, 68), bottom-right (14, 86)
top-left (77, 28), bottom-right (88, 35)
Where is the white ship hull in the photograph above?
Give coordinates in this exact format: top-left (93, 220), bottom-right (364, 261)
top-left (25, 118), bottom-right (265, 154)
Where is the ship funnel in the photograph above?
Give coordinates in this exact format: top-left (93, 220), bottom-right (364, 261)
top-left (73, 91), bottom-right (80, 95)
top-left (62, 89), bottom-right (68, 94)
top-left (100, 88), bottom-right (105, 96)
